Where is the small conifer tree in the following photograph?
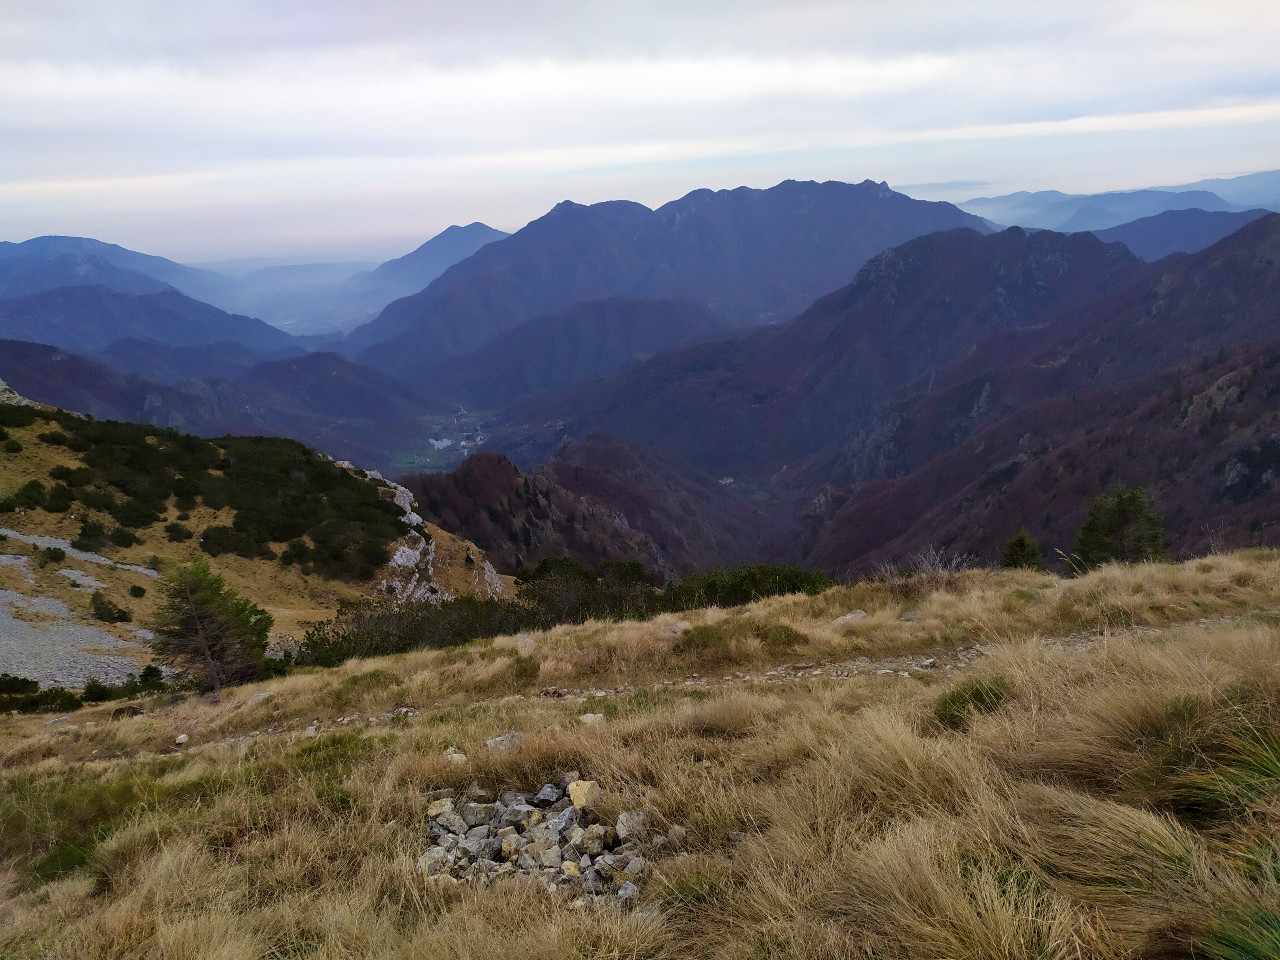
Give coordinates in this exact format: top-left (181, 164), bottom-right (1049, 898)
top-left (1074, 486), bottom-right (1166, 570)
top-left (149, 559), bottom-right (273, 693)
top-left (999, 528), bottom-right (1046, 570)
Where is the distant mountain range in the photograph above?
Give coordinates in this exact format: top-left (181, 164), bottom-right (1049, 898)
top-left (0, 223), bottom-right (509, 337)
top-left (3, 172), bottom-right (1280, 574)
top-left (957, 169), bottom-right (1280, 233)
top-left (492, 225), bottom-right (1147, 478)
top-left (488, 213), bottom-right (1280, 570)
top-left (345, 179), bottom-right (991, 382)
top-left (959, 188), bottom-right (1237, 232)
top-left (1090, 208), bottom-right (1272, 261)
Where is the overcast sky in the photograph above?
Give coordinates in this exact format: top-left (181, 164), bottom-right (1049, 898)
top-left (2, 0), bottom-right (1278, 262)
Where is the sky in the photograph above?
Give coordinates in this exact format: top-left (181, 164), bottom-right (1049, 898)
top-left (2, 0), bottom-right (1279, 263)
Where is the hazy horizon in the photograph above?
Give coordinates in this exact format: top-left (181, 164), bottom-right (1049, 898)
top-left (3, 1), bottom-right (1278, 263)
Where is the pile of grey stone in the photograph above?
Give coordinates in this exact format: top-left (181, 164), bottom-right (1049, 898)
top-left (417, 771), bottom-right (687, 907)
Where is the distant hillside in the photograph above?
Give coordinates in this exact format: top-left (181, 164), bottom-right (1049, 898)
top-left (804, 339), bottom-right (1280, 574)
top-left (348, 179), bottom-right (990, 383)
top-left (0, 254), bottom-right (170, 300)
top-left (347, 222), bottom-right (509, 302)
top-left (0, 400), bottom-right (505, 653)
top-left (534, 432), bottom-right (771, 574)
top-left (0, 341), bottom-right (258, 435)
top-left (0, 341), bottom-right (439, 470)
top-left (90, 338), bottom-right (276, 385)
top-left (1091, 208), bottom-right (1271, 260)
top-left (960, 187), bottom-right (1235, 231)
top-left (488, 214), bottom-right (1280, 570)
top-left (203, 223), bottom-right (509, 335)
top-left (493, 226), bottom-right (1146, 480)
top-left (0, 235), bottom-right (235, 312)
top-left (0, 228), bottom-right (507, 338)
top-left (1158, 168), bottom-right (1280, 209)
top-left (434, 297), bottom-right (736, 407)
top-left (0, 285), bottom-right (298, 354)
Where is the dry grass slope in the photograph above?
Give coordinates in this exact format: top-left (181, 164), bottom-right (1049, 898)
top-left (2, 551), bottom-right (1280, 958)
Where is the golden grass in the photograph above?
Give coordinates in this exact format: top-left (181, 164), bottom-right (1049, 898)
top-left (1, 552), bottom-right (1280, 957)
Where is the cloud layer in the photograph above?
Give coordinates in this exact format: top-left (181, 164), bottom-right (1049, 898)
top-left (2, 1), bottom-right (1278, 260)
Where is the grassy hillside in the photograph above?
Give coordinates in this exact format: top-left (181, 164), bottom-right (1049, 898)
top-left (3, 552), bottom-right (1279, 957)
top-left (0, 401), bottom-right (504, 657)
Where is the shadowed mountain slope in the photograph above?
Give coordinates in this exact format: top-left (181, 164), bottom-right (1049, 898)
top-left (0, 285), bottom-right (298, 354)
top-left (1091, 208), bottom-right (1272, 260)
top-left (90, 339), bottom-right (281, 385)
top-left (493, 226), bottom-right (1147, 480)
top-left (0, 235), bottom-right (230, 305)
top-left (346, 222), bottom-right (509, 302)
top-left (0, 341), bottom-right (439, 470)
top-left (804, 338), bottom-right (1280, 575)
top-left (400, 434), bottom-right (766, 579)
top-left (433, 297), bottom-right (736, 408)
top-left (349, 179), bottom-right (989, 382)
top-left (0, 254), bottom-right (171, 300)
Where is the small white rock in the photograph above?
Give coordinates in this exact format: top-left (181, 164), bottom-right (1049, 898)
top-left (175, 733), bottom-right (189, 745)
top-left (833, 610), bottom-right (868, 625)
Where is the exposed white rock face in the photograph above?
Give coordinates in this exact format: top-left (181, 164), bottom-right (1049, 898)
top-left (379, 532), bottom-right (449, 605)
top-left (0, 377), bottom-right (39, 407)
top-left (335, 461), bottom-right (506, 606)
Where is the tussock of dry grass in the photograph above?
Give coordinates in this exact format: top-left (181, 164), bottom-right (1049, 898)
top-left (2, 552), bottom-right (1280, 958)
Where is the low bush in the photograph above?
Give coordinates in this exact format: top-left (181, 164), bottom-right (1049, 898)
top-left (0, 687), bottom-right (81, 713)
top-left (36, 547), bottom-right (66, 567)
top-left (934, 676), bottom-right (1012, 730)
top-left (81, 667), bottom-right (166, 703)
top-left (89, 591), bottom-right (132, 624)
top-left (0, 673), bottom-right (39, 695)
top-left (164, 522), bottom-right (193, 543)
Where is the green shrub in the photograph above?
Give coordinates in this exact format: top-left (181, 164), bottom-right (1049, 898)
top-left (0, 673), bottom-right (39, 695)
top-left (664, 564), bottom-right (836, 610)
top-left (0, 687), bottom-right (82, 713)
top-left (1074, 486), bottom-right (1166, 570)
top-left (109, 527), bottom-right (141, 548)
top-left (12, 480), bottom-right (45, 509)
top-left (754, 622), bottom-right (807, 649)
top-left (3, 439), bottom-right (21, 454)
top-left (80, 678), bottom-right (114, 703)
top-left (36, 547), bottom-right (66, 568)
top-left (0, 403), bottom-right (42, 428)
top-left (934, 676), bottom-right (1012, 730)
top-left (71, 519), bottom-right (107, 552)
top-left (37, 430), bottom-right (69, 446)
top-left (671, 624), bottom-right (738, 667)
top-left (90, 591), bottom-right (132, 624)
top-left (164, 522), bottom-right (194, 543)
top-left (999, 528), bottom-right (1047, 570)
top-left (129, 584), bottom-right (146, 599)
top-left (80, 668), bottom-right (167, 702)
